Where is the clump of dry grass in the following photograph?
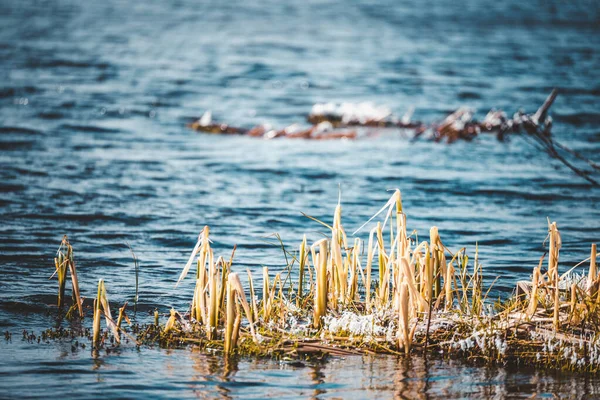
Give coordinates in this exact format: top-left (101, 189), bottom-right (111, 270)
top-left (43, 191), bottom-right (600, 371)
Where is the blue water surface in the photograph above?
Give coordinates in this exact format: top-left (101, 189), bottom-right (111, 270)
top-left (1, 0), bottom-right (599, 397)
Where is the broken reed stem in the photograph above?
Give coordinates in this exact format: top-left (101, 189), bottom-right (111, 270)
top-left (116, 302), bottom-right (128, 330)
top-left (68, 255), bottom-right (83, 318)
top-left (55, 254), bottom-right (67, 309)
top-left (527, 267), bottom-right (541, 318)
top-left (92, 279), bottom-right (103, 349)
top-left (570, 283), bottom-right (577, 321)
top-left (365, 227), bottom-right (376, 312)
top-left (51, 236), bottom-right (84, 318)
top-left (231, 303), bottom-right (242, 350)
top-left (263, 267), bottom-right (271, 321)
top-left (398, 282), bottom-right (410, 354)
top-left (297, 235), bottom-right (307, 307)
top-left (164, 308), bottom-right (177, 333)
top-left (207, 249), bottom-right (218, 340)
top-left (228, 272), bottom-right (257, 343)
top-left (548, 222), bottom-right (561, 330)
top-left (445, 262), bottom-right (455, 311)
top-left (588, 244), bottom-right (597, 296)
top-left (313, 239), bottom-right (328, 329)
top-left (224, 279), bottom-right (235, 354)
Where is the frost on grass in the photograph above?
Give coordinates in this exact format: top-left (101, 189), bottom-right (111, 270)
top-left (323, 310), bottom-right (397, 341)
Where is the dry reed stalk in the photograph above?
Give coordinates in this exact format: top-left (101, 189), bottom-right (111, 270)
top-left (398, 282), bottom-right (411, 354)
top-left (313, 239), bottom-right (328, 329)
top-left (199, 258), bottom-right (208, 323)
top-left (261, 271), bottom-right (281, 323)
top-left (395, 191), bottom-right (405, 257)
top-left (527, 267), bottom-right (541, 318)
top-left (262, 267), bottom-right (271, 320)
top-left (176, 226), bottom-right (209, 287)
top-left (92, 280), bottom-right (103, 348)
top-left (98, 282), bottom-right (118, 342)
top-left (569, 283), bottom-right (577, 321)
top-left (116, 302), bottom-right (128, 330)
top-left (178, 227), bottom-right (224, 329)
top-left (68, 261), bottom-right (83, 318)
top-left (53, 236), bottom-right (83, 317)
top-left (164, 308), bottom-right (177, 333)
top-left (231, 302), bottom-right (242, 349)
top-left (331, 227), bottom-right (344, 308)
top-left (456, 251), bottom-right (469, 313)
top-left (207, 249), bottom-right (218, 340)
top-left (425, 247), bottom-right (434, 306)
top-left (548, 222), bottom-right (561, 330)
top-left (375, 222), bottom-right (392, 308)
top-left (588, 244), bottom-right (597, 296)
top-left (224, 280), bottom-right (235, 354)
top-left (297, 235), bottom-right (308, 307)
top-left (228, 273), bottom-right (257, 342)
top-left (91, 279), bottom-right (119, 347)
top-left (63, 237), bottom-right (83, 317)
top-left (218, 257), bottom-right (229, 313)
top-left (548, 222), bottom-right (561, 282)
top-left (392, 211), bottom-right (408, 310)
top-left (445, 262), bottom-right (455, 311)
top-left (365, 227), bottom-right (377, 312)
top-left (400, 257), bottom-right (427, 313)
top-left (430, 227), bottom-right (442, 298)
top-left (348, 238), bottom-right (361, 302)
top-left (247, 269), bottom-right (258, 322)
top-left (472, 245), bottom-right (482, 316)
top-left (54, 253), bottom-right (67, 308)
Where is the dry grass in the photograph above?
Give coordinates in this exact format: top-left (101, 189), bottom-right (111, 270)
top-left (45, 191), bottom-right (600, 371)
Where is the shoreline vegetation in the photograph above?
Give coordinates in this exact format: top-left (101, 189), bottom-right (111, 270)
top-left (35, 190), bottom-right (600, 372)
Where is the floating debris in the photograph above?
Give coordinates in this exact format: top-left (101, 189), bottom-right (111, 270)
top-left (187, 89), bottom-right (600, 185)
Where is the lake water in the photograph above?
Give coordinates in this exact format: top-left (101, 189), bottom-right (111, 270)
top-left (1, 0), bottom-right (600, 397)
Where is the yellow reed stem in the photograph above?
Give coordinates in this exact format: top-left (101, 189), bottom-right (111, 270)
top-left (116, 302), bottom-right (127, 330)
top-left (570, 283), bottom-right (577, 320)
top-left (588, 244), bottom-right (597, 296)
top-left (232, 303), bottom-right (242, 350)
top-left (218, 257), bottom-right (229, 313)
top-left (262, 267), bottom-right (271, 320)
top-left (247, 269), bottom-right (258, 322)
top-left (228, 272), bottom-right (257, 342)
top-left (398, 281), bottom-right (410, 354)
top-left (365, 227), bottom-right (376, 312)
top-left (67, 254), bottom-right (83, 318)
top-left (224, 280), bottom-right (235, 354)
top-left (430, 227), bottom-right (442, 298)
top-left (164, 308), bottom-right (177, 333)
top-left (207, 249), bottom-right (218, 340)
top-left (55, 255), bottom-right (67, 308)
top-left (349, 238), bottom-right (360, 301)
top-left (445, 262), bottom-right (455, 311)
top-left (313, 239), bottom-right (328, 329)
top-left (527, 267), bottom-right (541, 318)
top-left (548, 222), bottom-right (561, 330)
top-left (92, 279), bottom-right (103, 349)
top-left (297, 235), bottom-right (307, 307)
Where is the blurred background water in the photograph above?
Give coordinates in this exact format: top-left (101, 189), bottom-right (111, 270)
top-left (1, 0), bottom-right (599, 397)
